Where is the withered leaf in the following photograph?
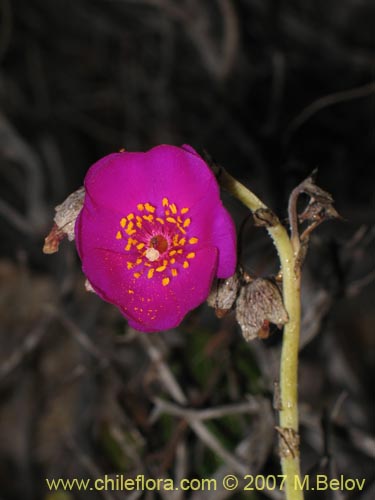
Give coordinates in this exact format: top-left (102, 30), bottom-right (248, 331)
top-left (43, 187), bottom-right (85, 254)
top-left (235, 278), bottom-right (288, 341)
top-left (53, 186), bottom-right (85, 240)
top-left (298, 174), bottom-right (340, 223)
top-left (299, 200), bottom-right (340, 223)
top-left (207, 272), bottom-right (241, 318)
top-left (85, 279), bottom-right (95, 293)
top-left (42, 223), bottom-right (67, 254)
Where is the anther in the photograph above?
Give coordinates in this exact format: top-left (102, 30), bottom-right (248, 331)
top-left (143, 214), bottom-right (154, 222)
top-left (145, 203), bottom-right (155, 213)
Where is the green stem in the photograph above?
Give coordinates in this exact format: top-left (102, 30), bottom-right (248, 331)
top-left (219, 169), bottom-right (303, 500)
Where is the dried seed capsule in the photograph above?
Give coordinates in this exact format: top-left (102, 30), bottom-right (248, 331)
top-left (207, 272), bottom-right (241, 318)
top-left (235, 278), bottom-right (288, 341)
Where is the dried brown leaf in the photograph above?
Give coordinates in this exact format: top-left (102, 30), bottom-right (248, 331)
top-left (298, 174), bottom-right (340, 224)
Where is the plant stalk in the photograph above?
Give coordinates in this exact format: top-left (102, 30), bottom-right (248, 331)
top-left (219, 168), bottom-right (304, 500)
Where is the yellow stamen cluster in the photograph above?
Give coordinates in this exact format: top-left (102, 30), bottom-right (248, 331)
top-left (115, 198), bottom-right (199, 289)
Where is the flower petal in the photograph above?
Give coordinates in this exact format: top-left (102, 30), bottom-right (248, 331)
top-left (75, 203), bottom-right (126, 258)
top-left (78, 242), bottom-right (218, 332)
top-left (84, 145), bottom-right (219, 214)
top-left (185, 197), bottom-right (237, 278)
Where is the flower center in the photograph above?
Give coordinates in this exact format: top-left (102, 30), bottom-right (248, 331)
top-left (144, 235), bottom-right (169, 262)
top-left (150, 234), bottom-right (168, 253)
top-left (115, 198), bottom-right (199, 287)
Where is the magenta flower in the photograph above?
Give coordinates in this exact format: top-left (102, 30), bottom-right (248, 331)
top-left (75, 145), bottom-right (236, 332)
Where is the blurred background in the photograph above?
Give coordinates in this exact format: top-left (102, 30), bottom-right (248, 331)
top-left (0, 0), bottom-right (374, 499)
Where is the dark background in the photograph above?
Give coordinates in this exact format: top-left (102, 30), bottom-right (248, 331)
top-left (0, 1), bottom-right (374, 499)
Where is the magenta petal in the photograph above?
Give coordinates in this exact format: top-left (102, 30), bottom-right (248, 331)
top-left (210, 207), bottom-right (237, 278)
top-left (181, 144), bottom-right (200, 156)
top-left (185, 197), bottom-right (237, 278)
top-left (75, 203), bottom-right (129, 257)
top-left (125, 246), bottom-right (218, 332)
top-left (84, 145), bottom-right (219, 213)
top-left (79, 244), bottom-right (218, 332)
